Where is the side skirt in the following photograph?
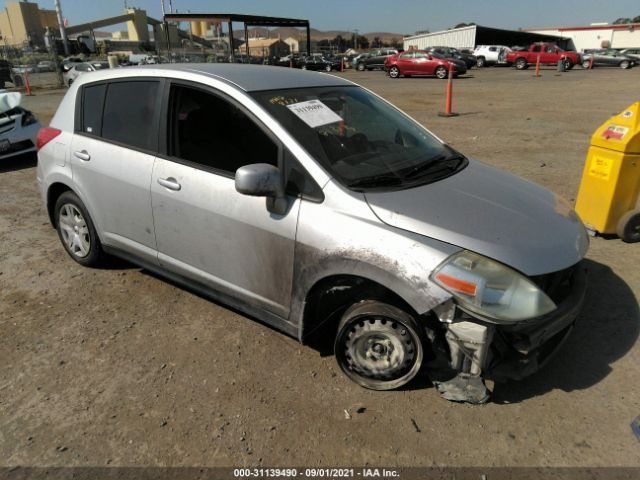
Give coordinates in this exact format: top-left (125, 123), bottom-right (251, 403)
top-left (102, 245), bottom-right (300, 339)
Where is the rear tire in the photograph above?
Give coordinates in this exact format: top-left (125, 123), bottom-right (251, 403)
top-left (620, 60), bottom-right (631, 69)
top-left (334, 301), bottom-right (424, 391)
top-left (54, 191), bottom-right (105, 267)
top-left (325, 64), bottom-right (332, 72)
top-left (617, 210), bottom-right (640, 243)
top-left (476, 56), bottom-right (485, 68)
top-left (564, 59), bottom-right (573, 70)
top-left (582, 60), bottom-right (592, 69)
top-left (357, 63), bottom-right (365, 71)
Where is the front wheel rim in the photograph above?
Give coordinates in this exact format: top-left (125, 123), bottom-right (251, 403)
top-left (59, 203), bottom-right (90, 258)
top-left (337, 316), bottom-right (422, 388)
top-left (436, 67), bottom-right (446, 78)
top-left (390, 67), bottom-right (399, 77)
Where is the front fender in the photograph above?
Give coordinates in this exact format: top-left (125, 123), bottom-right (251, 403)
top-left (289, 243), bottom-right (455, 331)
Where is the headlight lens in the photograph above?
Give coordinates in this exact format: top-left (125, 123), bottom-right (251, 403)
top-left (431, 250), bottom-right (556, 322)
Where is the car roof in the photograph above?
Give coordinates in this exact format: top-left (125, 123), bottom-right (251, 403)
top-left (77, 63), bottom-right (353, 92)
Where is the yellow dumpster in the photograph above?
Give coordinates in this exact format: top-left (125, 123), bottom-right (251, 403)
top-left (575, 102), bottom-right (640, 243)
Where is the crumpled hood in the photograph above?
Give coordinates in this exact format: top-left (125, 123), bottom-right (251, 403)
top-left (364, 160), bottom-right (589, 276)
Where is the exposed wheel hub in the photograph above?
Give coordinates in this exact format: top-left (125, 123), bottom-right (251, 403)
top-left (343, 318), bottom-right (415, 380)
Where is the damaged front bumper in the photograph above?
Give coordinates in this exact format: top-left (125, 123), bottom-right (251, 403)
top-left (426, 263), bottom-right (587, 402)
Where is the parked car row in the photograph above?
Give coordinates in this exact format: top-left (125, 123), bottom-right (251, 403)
top-left (28, 41), bottom-right (635, 91)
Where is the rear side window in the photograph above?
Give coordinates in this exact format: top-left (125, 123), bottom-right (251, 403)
top-left (81, 84), bottom-right (106, 135)
top-left (101, 81), bottom-right (159, 151)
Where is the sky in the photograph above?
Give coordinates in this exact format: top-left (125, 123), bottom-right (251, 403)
top-left (38, 0), bottom-right (640, 34)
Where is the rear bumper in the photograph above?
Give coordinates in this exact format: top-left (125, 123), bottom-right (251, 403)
top-left (0, 122), bottom-right (39, 160)
top-left (485, 265), bottom-right (587, 381)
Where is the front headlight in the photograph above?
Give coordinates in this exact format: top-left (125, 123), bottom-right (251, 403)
top-left (431, 250), bottom-right (556, 322)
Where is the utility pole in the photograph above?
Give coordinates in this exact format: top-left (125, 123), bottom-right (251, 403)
top-left (45, 27), bottom-right (64, 87)
top-left (54, 0), bottom-right (70, 56)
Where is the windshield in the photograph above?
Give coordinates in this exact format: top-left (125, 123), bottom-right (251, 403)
top-left (251, 86), bottom-right (466, 191)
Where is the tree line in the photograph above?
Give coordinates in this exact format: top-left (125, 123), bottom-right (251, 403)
top-left (316, 34), bottom-right (402, 51)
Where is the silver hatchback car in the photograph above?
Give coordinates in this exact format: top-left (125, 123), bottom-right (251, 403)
top-left (37, 65), bottom-right (588, 403)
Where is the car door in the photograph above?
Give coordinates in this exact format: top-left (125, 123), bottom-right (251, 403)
top-left (530, 45), bottom-right (542, 63)
top-left (151, 82), bottom-right (301, 318)
top-left (396, 52), bottom-right (415, 74)
top-left (602, 50), bottom-right (618, 66)
top-left (70, 79), bottom-right (162, 264)
top-left (368, 50), bottom-right (383, 68)
top-left (413, 51), bottom-right (433, 75)
top-left (541, 45), bottom-right (556, 64)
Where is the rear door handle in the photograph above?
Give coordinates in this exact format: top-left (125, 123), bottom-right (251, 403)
top-left (73, 150), bottom-right (90, 161)
top-left (157, 177), bottom-right (181, 191)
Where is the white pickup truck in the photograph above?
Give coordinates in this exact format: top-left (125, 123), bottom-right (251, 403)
top-left (472, 45), bottom-right (512, 67)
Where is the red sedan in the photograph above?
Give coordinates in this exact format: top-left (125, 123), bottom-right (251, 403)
top-left (385, 50), bottom-right (467, 79)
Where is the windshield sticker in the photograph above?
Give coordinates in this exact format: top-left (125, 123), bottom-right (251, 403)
top-left (588, 156), bottom-right (613, 181)
top-left (601, 124), bottom-right (629, 140)
top-left (286, 99), bottom-right (343, 128)
top-left (269, 96), bottom-right (299, 106)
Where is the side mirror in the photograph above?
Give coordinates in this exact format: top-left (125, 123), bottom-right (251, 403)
top-left (235, 163), bottom-right (287, 214)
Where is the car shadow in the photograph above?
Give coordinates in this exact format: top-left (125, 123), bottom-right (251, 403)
top-left (0, 152), bottom-right (36, 173)
top-left (492, 258), bottom-right (639, 403)
top-left (121, 257), bottom-right (637, 402)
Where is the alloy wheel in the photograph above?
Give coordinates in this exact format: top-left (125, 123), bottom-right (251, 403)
top-left (58, 203), bottom-right (91, 258)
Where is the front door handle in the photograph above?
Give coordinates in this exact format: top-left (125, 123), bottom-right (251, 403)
top-left (157, 177), bottom-right (181, 191)
top-left (73, 150), bottom-right (90, 161)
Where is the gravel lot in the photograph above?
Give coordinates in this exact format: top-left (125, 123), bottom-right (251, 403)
top-left (1, 66), bottom-right (639, 469)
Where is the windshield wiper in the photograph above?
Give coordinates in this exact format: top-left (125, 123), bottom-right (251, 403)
top-left (347, 175), bottom-right (404, 189)
top-left (403, 154), bottom-right (466, 179)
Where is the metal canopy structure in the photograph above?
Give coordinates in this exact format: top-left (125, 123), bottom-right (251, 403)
top-left (163, 13), bottom-right (311, 60)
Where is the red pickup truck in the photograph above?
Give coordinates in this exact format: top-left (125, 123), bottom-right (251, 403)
top-left (506, 43), bottom-right (581, 70)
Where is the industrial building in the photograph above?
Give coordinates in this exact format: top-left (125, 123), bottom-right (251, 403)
top-left (527, 23), bottom-right (640, 51)
top-left (244, 38), bottom-right (290, 57)
top-left (403, 24), bottom-right (567, 51)
top-left (0, 0), bottom-right (58, 48)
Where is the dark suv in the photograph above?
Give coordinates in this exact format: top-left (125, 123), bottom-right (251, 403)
top-left (357, 49), bottom-right (399, 71)
top-left (426, 46), bottom-right (477, 69)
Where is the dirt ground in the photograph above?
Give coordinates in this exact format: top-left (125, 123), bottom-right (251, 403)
top-left (1, 66), bottom-right (639, 470)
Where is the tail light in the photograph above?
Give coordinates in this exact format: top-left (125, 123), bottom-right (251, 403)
top-left (36, 127), bottom-right (61, 150)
